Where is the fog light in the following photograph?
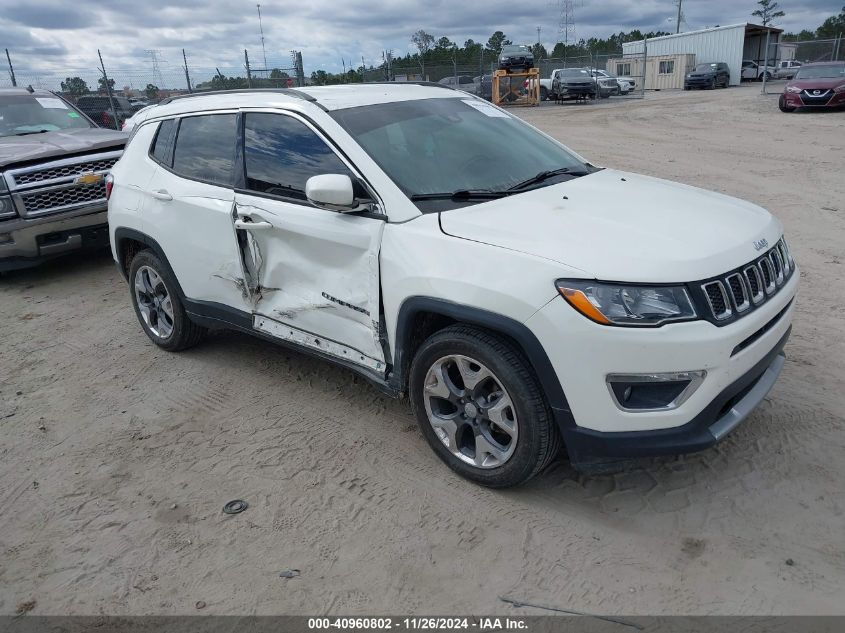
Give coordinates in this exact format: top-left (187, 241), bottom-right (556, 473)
top-left (606, 371), bottom-right (706, 412)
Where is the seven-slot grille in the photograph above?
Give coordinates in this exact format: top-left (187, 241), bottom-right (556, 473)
top-left (701, 238), bottom-right (794, 321)
top-left (4, 149), bottom-right (122, 219)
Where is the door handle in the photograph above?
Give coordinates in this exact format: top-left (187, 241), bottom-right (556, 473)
top-left (150, 189), bottom-right (172, 201)
top-left (234, 218), bottom-right (273, 230)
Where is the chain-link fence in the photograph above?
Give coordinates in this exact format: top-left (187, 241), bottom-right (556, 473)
top-left (1, 41), bottom-right (654, 126)
top-left (762, 37), bottom-right (844, 94)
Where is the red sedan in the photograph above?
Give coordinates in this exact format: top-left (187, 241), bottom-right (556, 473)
top-left (779, 62), bottom-right (845, 112)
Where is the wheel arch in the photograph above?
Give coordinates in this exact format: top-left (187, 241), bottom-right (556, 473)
top-left (391, 297), bottom-right (575, 430)
top-left (113, 227), bottom-right (187, 300)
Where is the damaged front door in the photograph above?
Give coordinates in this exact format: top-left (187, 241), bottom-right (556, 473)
top-left (233, 110), bottom-right (387, 372)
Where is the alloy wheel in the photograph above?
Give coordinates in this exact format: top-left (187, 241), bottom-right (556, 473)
top-left (134, 265), bottom-right (174, 339)
top-left (422, 354), bottom-right (518, 469)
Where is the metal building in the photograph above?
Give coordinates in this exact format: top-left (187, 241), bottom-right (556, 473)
top-left (622, 23), bottom-right (783, 87)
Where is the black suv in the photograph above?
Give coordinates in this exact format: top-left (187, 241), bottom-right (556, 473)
top-left (75, 95), bottom-right (136, 129)
top-left (498, 45), bottom-right (534, 72)
top-left (684, 62), bottom-right (731, 90)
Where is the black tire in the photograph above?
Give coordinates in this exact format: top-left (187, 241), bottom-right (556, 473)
top-left (409, 325), bottom-right (560, 488)
top-left (778, 94), bottom-right (796, 113)
top-left (709, 78), bottom-right (716, 90)
top-left (684, 85), bottom-right (691, 91)
top-left (128, 249), bottom-right (206, 351)
top-left (540, 86), bottom-right (548, 101)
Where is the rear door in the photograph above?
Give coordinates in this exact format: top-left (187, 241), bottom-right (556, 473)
top-left (142, 112), bottom-right (253, 314)
top-left (231, 110), bottom-right (387, 371)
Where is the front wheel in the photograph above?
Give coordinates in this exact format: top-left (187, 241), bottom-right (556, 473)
top-left (128, 250), bottom-right (206, 351)
top-left (409, 326), bottom-right (560, 487)
top-left (709, 78), bottom-right (716, 90)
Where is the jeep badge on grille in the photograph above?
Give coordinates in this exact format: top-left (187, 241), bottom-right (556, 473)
top-left (753, 238), bottom-right (769, 251)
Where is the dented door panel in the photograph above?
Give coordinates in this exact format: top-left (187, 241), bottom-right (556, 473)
top-left (233, 193), bottom-right (386, 368)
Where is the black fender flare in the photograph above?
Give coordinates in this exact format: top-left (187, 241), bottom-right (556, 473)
top-left (391, 297), bottom-right (576, 432)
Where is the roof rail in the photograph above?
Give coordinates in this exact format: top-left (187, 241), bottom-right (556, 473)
top-left (356, 81), bottom-right (458, 90)
top-left (157, 88), bottom-right (317, 106)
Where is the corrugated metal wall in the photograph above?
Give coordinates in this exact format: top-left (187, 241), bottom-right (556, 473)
top-left (623, 24), bottom-right (746, 86)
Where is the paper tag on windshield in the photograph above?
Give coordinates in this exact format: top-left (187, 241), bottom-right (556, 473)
top-left (461, 99), bottom-right (510, 118)
top-left (36, 97), bottom-right (68, 109)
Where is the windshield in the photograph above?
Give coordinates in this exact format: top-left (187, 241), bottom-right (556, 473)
top-left (331, 97), bottom-right (590, 211)
top-left (694, 64), bottom-right (717, 72)
top-left (502, 45), bottom-right (529, 54)
top-left (795, 64), bottom-right (845, 79)
top-left (0, 94), bottom-right (92, 138)
top-left (559, 69), bottom-right (590, 77)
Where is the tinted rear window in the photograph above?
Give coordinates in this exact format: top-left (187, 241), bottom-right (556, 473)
top-left (171, 114), bottom-right (237, 186)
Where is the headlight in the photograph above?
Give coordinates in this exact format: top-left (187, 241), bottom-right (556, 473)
top-left (556, 280), bottom-right (697, 327)
top-left (0, 195), bottom-right (16, 220)
top-left (785, 86), bottom-right (802, 93)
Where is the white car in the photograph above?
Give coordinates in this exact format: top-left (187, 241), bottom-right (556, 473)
top-left (591, 69), bottom-right (635, 94)
top-left (742, 60), bottom-right (776, 81)
top-left (775, 60), bottom-right (802, 79)
top-left (121, 104), bottom-right (156, 133)
top-left (108, 85), bottom-right (797, 487)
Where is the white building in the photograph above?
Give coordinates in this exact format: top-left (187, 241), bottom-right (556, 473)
top-left (622, 23), bottom-right (783, 87)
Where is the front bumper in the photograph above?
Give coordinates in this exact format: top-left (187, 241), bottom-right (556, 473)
top-left (525, 270), bottom-right (797, 465)
top-left (562, 329), bottom-right (788, 467)
top-left (782, 91), bottom-right (845, 108)
top-left (0, 209), bottom-right (109, 271)
top-left (685, 76), bottom-right (716, 87)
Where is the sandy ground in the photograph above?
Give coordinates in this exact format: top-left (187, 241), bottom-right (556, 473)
top-left (1, 84), bottom-right (844, 617)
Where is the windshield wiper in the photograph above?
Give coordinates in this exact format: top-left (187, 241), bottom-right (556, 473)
top-left (410, 189), bottom-right (511, 201)
top-left (507, 166), bottom-right (590, 191)
top-left (14, 129), bottom-right (51, 136)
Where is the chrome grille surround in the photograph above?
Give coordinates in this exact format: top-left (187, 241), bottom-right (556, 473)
top-left (726, 273), bottom-right (751, 313)
top-left (702, 280), bottom-right (732, 321)
top-left (3, 150), bottom-right (122, 220)
top-left (698, 237), bottom-right (795, 323)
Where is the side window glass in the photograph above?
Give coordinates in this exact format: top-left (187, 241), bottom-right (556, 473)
top-left (171, 114), bottom-right (237, 186)
top-left (150, 119), bottom-right (177, 166)
top-left (243, 112), bottom-right (353, 201)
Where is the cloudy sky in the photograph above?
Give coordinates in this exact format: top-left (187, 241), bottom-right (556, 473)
top-left (2, 0), bottom-right (841, 88)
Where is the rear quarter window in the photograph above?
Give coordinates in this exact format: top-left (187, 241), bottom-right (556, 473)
top-left (149, 119), bottom-right (177, 166)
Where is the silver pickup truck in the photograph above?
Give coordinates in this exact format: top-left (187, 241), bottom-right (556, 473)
top-left (1, 88), bottom-right (126, 271)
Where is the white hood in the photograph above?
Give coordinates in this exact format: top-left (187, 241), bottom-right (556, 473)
top-left (438, 169), bottom-right (783, 283)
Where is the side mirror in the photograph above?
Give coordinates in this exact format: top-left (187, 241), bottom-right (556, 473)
top-left (305, 174), bottom-right (359, 212)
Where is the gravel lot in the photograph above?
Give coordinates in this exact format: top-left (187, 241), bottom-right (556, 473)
top-left (1, 84), bottom-right (844, 616)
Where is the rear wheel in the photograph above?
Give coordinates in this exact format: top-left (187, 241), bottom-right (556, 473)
top-left (409, 325), bottom-right (560, 487)
top-left (778, 94), bottom-right (796, 113)
top-left (539, 86), bottom-right (548, 101)
top-left (129, 250), bottom-right (206, 351)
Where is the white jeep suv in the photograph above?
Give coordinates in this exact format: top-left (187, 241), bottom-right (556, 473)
top-left (108, 85), bottom-right (798, 487)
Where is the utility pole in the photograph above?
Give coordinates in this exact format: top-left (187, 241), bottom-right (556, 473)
top-left (97, 49), bottom-right (120, 131)
top-left (5, 49), bottom-right (16, 87)
top-left (244, 49), bottom-right (252, 88)
top-left (675, 0), bottom-right (683, 34)
top-left (362, 55), bottom-right (366, 82)
top-left (182, 49), bottom-right (192, 93)
top-left (256, 4), bottom-right (268, 73)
